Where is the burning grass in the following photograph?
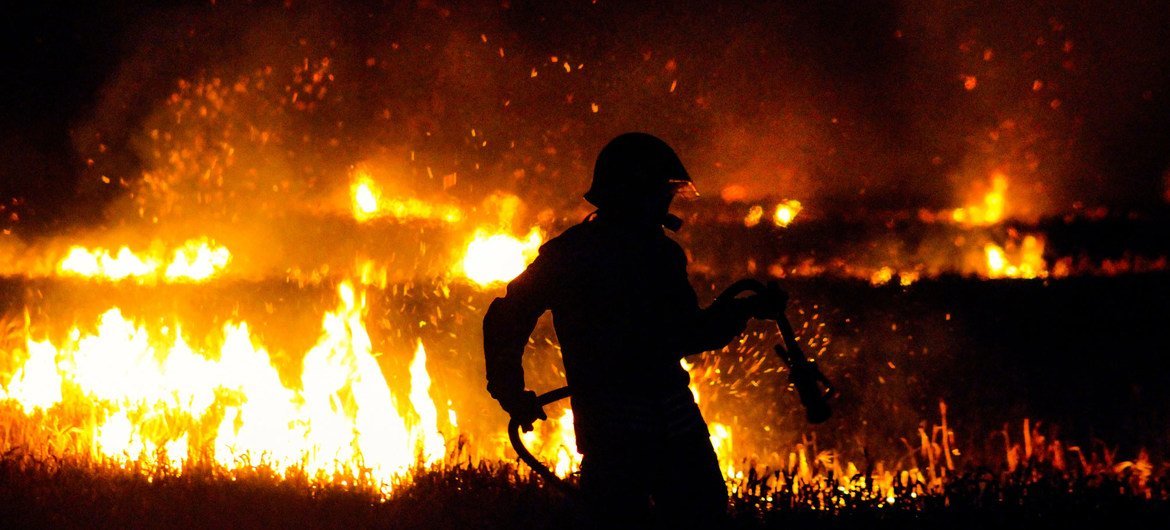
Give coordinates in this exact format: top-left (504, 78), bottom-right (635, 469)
top-left (0, 409), bottom-right (1166, 529)
top-left (1, 273), bottom-right (1168, 529)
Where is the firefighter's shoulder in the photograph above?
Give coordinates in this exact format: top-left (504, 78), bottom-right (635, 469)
top-left (536, 222), bottom-right (601, 258)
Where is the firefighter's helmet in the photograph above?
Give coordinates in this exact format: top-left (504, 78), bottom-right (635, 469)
top-left (585, 132), bottom-right (696, 210)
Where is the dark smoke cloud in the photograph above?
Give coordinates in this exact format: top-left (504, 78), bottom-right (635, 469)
top-left (1, 0), bottom-right (1169, 234)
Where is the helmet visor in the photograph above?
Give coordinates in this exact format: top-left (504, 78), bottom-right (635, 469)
top-left (668, 179), bottom-right (699, 200)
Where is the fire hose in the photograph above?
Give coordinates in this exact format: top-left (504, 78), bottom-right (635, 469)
top-left (508, 279), bottom-right (835, 492)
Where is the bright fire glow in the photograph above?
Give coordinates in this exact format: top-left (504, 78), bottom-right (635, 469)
top-left (744, 205), bottom-right (765, 227)
top-left (350, 171), bottom-right (462, 224)
top-left (0, 283), bottom-right (448, 492)
top-left (57, 238), bottom-right (231, 283)
top-left (460, 227), bottom-right (543, 287)
top-left (952, 173), bottom-right (1008, 226)
top-left (682, 358), bottom-right (739, 480)
top-left (518, 405), bottom-right (580, 478)
top-left (352, 176), bottom-right (381, 222)
top-left (773, 200), bottom-right (803, 227)
top-left (983, 235), bottom-right (1048, 279)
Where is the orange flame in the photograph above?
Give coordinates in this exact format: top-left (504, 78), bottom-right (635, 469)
top-left (460, 228), bottom-right (543, 287)
top-left (350, 171), bottom-right (462, 224)
top-left (1, 282), bottom-right (447, 492)
top-left (57, 238), bottom-right (231, 283)
top-left (951, 173), bottom-right (1008, 226)
top-left (983, 235), bottom-right (1048, 279)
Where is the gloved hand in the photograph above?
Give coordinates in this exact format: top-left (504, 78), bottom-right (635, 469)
top-left (744, 283), bottom-right (789, 320)
top-left (499, 389), bottom-right (547, 433)
top-left (717, 285), bottom-right (788, 321)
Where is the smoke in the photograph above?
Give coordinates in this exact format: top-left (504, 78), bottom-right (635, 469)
top-left (0, 0), bottom-right (1166, 244)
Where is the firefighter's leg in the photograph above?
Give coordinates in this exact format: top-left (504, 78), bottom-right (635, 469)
top-left (651, 429), bottom-right (729, 528)
top-left (578, 451), bottom-right (654, 527)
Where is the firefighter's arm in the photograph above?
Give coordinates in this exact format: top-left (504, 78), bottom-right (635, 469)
top-left (677, 293), bottom-right (756, 356)
top-left (669, 246), bottom-right (777, 356)
top-left (483, 252), bottom-right (553, 430)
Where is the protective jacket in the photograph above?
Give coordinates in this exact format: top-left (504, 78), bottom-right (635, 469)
top-left (483, 214), bottom-right (750, 454)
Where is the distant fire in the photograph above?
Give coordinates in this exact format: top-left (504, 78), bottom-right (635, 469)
top-left (773, 200), bottom-right (802, 227)
top-left (460, 228), bottom-right (543, 287)
top-left (351, 175), bottom-right (381, 222)
top-left (984, 235), bottom-right (1047, 279)
top-left (951, 173), bottom-right (1009, 226)
top-left (349, 170), bottom-right (463, 224)
top-left (57, 238), bottom-right (231, 283)
top-left (745, 199), bottom-right (802, 228)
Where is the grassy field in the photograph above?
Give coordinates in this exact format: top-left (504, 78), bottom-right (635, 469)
top-left (1, 274), bottom-right (1168, 528)
top-left (0, 434), bottom-right (1165, 529)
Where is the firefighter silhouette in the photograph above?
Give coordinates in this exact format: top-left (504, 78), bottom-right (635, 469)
top-left (483, 132), bottom-right (775, 526)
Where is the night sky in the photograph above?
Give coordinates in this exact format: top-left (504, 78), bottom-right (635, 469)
top-left (2, 0), bottom-right (1168, 233)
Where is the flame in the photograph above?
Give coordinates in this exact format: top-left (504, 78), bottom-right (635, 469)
top-left (682, 359), bottom-right (738, 480)
top-left (0, 282), bottom-right (447, 492)
top-left (870, 266), bottom-right (895, 286)
top-left (352, 175), bottom-right (381, 222)
top-left (460, 227), bottom-right (543, 287)
top-left (744, 200), bottom-right (801, 228)
top-left (773, 200), bottom-right (802, 227)
top-left (165, 238), bottom-right (233, 281)
top-left (951, 173), bottom-right (1008, 226)
top-left (350, 171), bottom-right (462, 224)
top-left (983, 235), bottom-right (1047, 279)
top-left (517, 404), bottom-right (580, 478)
top-left (408, 340), bottom-right (445, 463)
top-left (744, 205), bottom-right (764, 227)
top-left (57, 238), bottom-right (231, 283)
top-left (550, 407), bottom-right (579, 477)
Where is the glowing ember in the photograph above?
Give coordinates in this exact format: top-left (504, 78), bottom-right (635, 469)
top-left (57, 238), bottom-right (231, 283)
top-left (773, 200), bottom-right (802, 227)
top-left (744, 205), bottom-right (765, 227)
top-left (460, 227), bottom-right (543, 287)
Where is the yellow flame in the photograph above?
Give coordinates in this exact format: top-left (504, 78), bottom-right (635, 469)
top-left (59, 246), bottom-right (157, 281)
top-left (708, 422), bottom-right (736, 478)
top-left (57, 238), bottom-right (231, 283)
top-left (408, 340), bottom-right (445, 463)
top-left (517, 404), bottom-right (580, 478)
top-left (870, 266), bottom-right (895, 286)
top-left (0, 338), bottom-right (62, 413)
top-left (165, 238), bottom-right (233, 281)
top-left (983, 235), bottom-right (1047, 279)
top-left (352, 175), bottom-right (381, 222)
top-left (773, 200), bottom-right (802, 227)
top-left (551, 407), bottom-right (578, 477)
top-left (350, 171), bottom-right (462, 224)
top-left (681, 359), bottom-right (737, 480)
top-left (461, 227), bottom-right (543, 287)
top-left (0, 282), bottom-right (447, 491)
